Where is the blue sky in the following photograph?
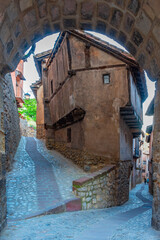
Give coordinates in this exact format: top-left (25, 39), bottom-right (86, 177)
top-left (23, 31), bottom-right (155, 132)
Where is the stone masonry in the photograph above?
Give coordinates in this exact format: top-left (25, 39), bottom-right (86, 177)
top-left (116, 160), bottom-right (132, 205)
top-left (73, 165), bottom-right (116, 210)
top-left (20, 118), bottom-right (36, 138)
top-left (0, 78), bottom-right (6, 232)
top-left (53, 144), bottom-right (132, 207)
top-left (36, 124), bottom-right (46, 139)
top-left (152, 79), bottom-right (160, 230)
top-left (3, 73), bottom-right (21, 171)
top-left (0, 73), bottom-right (20, 232)
top-left (52, 142), bottom-right (113, 172)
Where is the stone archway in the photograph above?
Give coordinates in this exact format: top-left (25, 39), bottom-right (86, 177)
top-left (0, 0), bottom-right (160, 231)
top-left (0, 0), bottom-right (159, 79)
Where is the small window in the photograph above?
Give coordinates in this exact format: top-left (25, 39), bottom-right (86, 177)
top-left (51, 80), bottom-right (53, 94)
top-left (67, 128), bottom-right (71, 143)
top-left (103, 74), bottom-right (110, 84)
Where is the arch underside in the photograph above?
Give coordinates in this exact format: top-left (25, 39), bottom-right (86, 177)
top-left (0, 0), bottom-right (158, 82)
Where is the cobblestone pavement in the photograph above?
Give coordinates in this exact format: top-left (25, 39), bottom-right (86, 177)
top-left (3, 137), bottom-right (160, 239)
top-left (6, 137), bottom-right (86, 220)
top-left (1, 184), bottom-right (160, 240)
top-left (35, 138), bottom-right (86, 200)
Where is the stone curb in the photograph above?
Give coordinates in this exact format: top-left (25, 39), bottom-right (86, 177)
top-left (8, 197), bottom-right (82, 221)
top-left (73, 165), bottom-right (115, 187)
top-left (25, 197), bottom-right (82, 220)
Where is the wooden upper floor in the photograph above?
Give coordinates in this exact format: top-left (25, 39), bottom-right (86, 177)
top-left (33, 30), bottom-right (148, 137)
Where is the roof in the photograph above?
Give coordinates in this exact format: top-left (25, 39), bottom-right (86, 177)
top-left (46, 30), bottom-right (148, 102)
top-left (33, 49), bottom-right (52, 78)
top-left (30, 80), bottom-right (42, 99)
top-left (25, 93), bottom-right (30, 96)
top-left (47, 30), bottom-right (138, 68)
top-left (146, 98), bottom-right (154, 116)
top-left (33, 30), bottom-right (148, 102)
top-left (15, 70), bottom-right (26, 81)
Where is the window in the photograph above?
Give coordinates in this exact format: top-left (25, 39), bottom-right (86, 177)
top-left (67, 128), bottom-right (71, 143)
top-left (51, 80), bottom-right (53, 94)
top-left (103, 74), bottom-right (110, 84)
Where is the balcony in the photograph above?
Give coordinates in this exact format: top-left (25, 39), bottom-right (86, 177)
top-left (16, 97), bottom-right (24, 108)
top-left (120, 103), bottom-right (142, 138)
top-left (46, 107), bottom-right (86, 130)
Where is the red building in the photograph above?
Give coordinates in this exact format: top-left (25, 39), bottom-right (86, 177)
top-left (11, 60), bottom-right (25, 108)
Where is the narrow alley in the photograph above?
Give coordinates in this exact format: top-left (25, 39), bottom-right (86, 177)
top-left (0, 137), bottom-right (160, 240)
top-left (6, 137), bottom-right (86, 221)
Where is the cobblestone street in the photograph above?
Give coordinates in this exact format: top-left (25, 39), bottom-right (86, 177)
top-left (6, 137), bottom-right (86, 220)
top-left (0, 137), bottom-right (160, 239)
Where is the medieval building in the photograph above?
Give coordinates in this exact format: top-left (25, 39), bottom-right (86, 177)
top-left (11, 60), bottom-right (25, 108)
top-left (31, 50), bottom-right (52, 139)
top-left (2, 1), bottom-right (160, 233)
top-left (31, 30), bottom-right (147, 177)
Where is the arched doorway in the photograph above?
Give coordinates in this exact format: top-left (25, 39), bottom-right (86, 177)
top-left (0, 0), bottom-right (160, 231)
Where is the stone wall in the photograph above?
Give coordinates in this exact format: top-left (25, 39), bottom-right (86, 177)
top-left (0, 78), bottom-right (7, 232)
top-left (116, 160), bottom-right (132, 205)
top-left (73, 165), bottom-right (116, 210)
top-left (53, 142), bottom-right (131, 207)
top-left (37, 124), bottom-right (46, 139)
top-left (51, 141), bottom-right (115, 172)
top-left (3, 73), bottom-right (21, 171)
top-left (0, 153), bottom-right (7, 232)
top-left (20, 118), bottom-right (36, 137)
top-left (152, 80), bottom-right (160, 230)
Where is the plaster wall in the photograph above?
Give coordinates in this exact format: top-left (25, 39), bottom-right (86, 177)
top-left (120, 116), bottom-right (133, 161)
top-left (36, 85), bottom-right (46, 139)
top-left (47, 37), bottom-right (69, 98)
top-left (55, 121), bottom-right (84, 150)
top-left (49, 66), bottom-right (129, 161)
top-left (129, 72), bottom-right (142, 120)
top-left (48, 37), bottom-right (131, 161)
top-left (69, 35), bottom-right (123, 69)
top-left (10, 60), bottom-right (24, 106)
top-left (36, 85), bottom-right (44, 125)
